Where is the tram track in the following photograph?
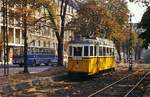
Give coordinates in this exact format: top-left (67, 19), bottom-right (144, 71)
top-left (124, 72), bottom-right (150, 97)
top-left (48, 69), bottom-right (131, 97)
top-left (88, 71), bottom-right (150, 97)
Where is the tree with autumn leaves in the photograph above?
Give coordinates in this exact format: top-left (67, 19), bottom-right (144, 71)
top-left (7, 0), bottom-right (70, 72)
top-left (68, 0), bottom-right (129, 61)
top-left (8, 0), bottom-right (42, 73)
top-left (7, 0), bottom-right (60, 73)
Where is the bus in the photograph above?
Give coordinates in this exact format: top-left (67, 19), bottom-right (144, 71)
top-left (13, 47), bottom-right (56, 66)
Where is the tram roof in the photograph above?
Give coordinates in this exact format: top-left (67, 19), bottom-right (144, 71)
top-left (69, 37), bottom-right (114, 46)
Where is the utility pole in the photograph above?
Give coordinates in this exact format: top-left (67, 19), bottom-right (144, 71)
top-left (2, 0), bottom-right (9, 76)
top-left (128, 14), bottom-right (133, 72)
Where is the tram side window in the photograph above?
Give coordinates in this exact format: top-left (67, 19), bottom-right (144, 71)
top-left (84, 46), bottom-right (89, 56)
top-left (99, 47), bottom-right (103, 56)
top-left (73, 47), bottom-right (82, 56)
top-left (103, 47), bottom-right (106, 56)
top-left (69, 46), bottom-right (72, 56)
top-left (107, 48), bottom-right (110, 56)
top-left (94, 46), bottom-right (97, 56)
top-left (110, 48), bottom-right (114, 56)
top-left (112, 48), bottom-right (115, 56)
top-left (90, 46), bottom-right (93, 56)
top-left (110, 48), bottom-right (112, 56)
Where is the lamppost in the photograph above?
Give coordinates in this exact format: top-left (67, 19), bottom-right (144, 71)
top-left (128, 13), bottom-right (133, 72)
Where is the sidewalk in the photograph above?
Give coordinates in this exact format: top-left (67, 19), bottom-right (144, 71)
top-left (0, 66), bottom-right (66, 96)
top-left (0, 66), bottom-right (66, 86)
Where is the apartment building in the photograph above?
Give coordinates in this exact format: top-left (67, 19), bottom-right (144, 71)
top-left (0, 1), bottom-right (24, 64)
top-left (0, 0), bottom-right (78, 64)
top-left (28, 0), bottom-right (78, 55)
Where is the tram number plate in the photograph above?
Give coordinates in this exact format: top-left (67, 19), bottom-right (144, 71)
top-left (73, 57), bottom-right (82, 60)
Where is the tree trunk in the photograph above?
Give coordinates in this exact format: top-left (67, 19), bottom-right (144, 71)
top-left (122, 44), bottom-right (126, 63)
top-left (117, 47), bottom-right (122, 62)
top-left (116, 44), bottom-right (122, 62)
top-left (23, 0), bottom-right (29, 73)
top-left (134, 47), bottom-right (137, 61)
top-left (137, 47), bottom-right (142, 60)
top-left (57, 40), bottom-right (64, 66)
top-left (56, 0), bottom-right (68, 66)
top-left (23, 27), bottom-right (28, 73)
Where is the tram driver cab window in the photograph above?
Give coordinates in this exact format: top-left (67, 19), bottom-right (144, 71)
top-left (73, 47), bottom-right (82, 56)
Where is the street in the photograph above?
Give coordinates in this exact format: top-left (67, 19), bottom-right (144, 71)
top-left (0, 65), bottom-right (50, 76)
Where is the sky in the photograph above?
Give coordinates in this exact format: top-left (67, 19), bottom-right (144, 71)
top-left (127, 1), bottom-right (147, 23)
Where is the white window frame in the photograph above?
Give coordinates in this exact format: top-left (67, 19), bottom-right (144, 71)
top-left (72, 45), bottom-right (83, 57)
top-left (83, 45), bottom-right (89, 57)
top-left (89, 45), bottom-right (94, 57)
top-left (99, 45), bottom-right (103, 57)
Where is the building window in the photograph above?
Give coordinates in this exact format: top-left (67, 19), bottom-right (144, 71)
top-left (53, 32), bottom-right (55, 38)
top-left (32, 40), bottom-right (35, 46)
top-left (48, 41), bottom-right (51, 47)
top-left (16, 29), bottom-right (20, 44)
top-left (53, 43), bottom-right (55, 48)
top-left (71, 8), bottom-right (74, 14)
top-left (43, 41), bottom-right (46, 47)
top-left (38, 40), bottom-right (41, 47)
top-left (68, 6), bottom-right (71, 13)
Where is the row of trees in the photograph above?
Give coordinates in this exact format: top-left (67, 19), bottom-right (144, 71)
top-left (139, 6), bottom-right (150, 48)
top-left (68, 0), bottom-right (143, 62)
top-left (130, 0), bottom-right (150, 48)
top-left (2, 0), bottom-right (69, 73)
top-left (2, 0), bottom-right (148, 73)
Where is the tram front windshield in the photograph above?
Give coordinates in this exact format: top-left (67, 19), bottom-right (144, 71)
top-left (73, 47), bottom-right (82, 56)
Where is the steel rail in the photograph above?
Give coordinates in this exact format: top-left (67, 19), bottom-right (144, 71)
top-left (124, 72), bottom-right (150, 97)
top-left (88, 72), bottom-right (137, 97)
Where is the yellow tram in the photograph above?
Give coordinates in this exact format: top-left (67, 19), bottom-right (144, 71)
top-left (67, 37), bottom-right (116, 75)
